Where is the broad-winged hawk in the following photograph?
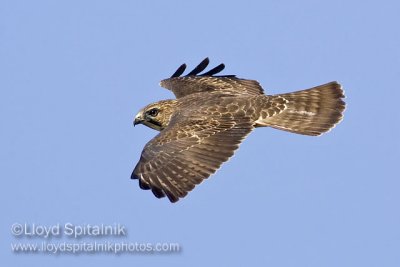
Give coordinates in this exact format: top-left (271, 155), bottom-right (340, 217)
top-left (132, 58), bottom-right (345, 203)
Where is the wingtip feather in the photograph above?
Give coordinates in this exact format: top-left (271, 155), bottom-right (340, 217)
top-left (171, 63), bottom-right (187, 78)
top-left (187, 57), bottom-right (210, 76)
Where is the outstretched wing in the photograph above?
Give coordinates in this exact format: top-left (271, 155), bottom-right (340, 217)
top-left (131, 106), bottom-right (254, 203)
top-left (160, 58), bottom-right (264, 98)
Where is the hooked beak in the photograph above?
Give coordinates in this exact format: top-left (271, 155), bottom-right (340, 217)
top-left (133, 114), bottom-right (144, 127)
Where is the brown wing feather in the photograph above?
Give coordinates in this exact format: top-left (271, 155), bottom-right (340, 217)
top-left (132, 111), bottom-right (254, 203)
top-left (160, 58), bottom-right (264, 98)
top-left (160, 76), bottom-right (264, 98)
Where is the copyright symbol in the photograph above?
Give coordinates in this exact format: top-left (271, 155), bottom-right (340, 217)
top-left (11, 223), bottom-right (24, 236)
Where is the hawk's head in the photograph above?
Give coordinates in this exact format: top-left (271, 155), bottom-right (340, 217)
top-left (134, 100), bottom-right (178, 131)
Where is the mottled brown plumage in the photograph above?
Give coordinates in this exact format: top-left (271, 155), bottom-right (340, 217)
top-left (132, 58), bottom-right (345, 202)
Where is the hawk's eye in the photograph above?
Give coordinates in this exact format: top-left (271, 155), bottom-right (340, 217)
top-left (147, 108), bottom-right (159, 117)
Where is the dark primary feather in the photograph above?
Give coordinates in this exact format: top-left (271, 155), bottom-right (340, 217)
top-left (171, 64), bottom-right (187, 78)
top-left (170, 58), bottom-right (226, 78)
top-left (201, 63), bottom-right (225, 76)
top-left (187, 58), bottom-right (210, 76)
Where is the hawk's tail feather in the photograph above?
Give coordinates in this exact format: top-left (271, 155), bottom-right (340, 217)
top-left (265, 82), bottom-right (345, 136)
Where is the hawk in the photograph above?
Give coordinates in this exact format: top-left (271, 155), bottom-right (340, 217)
top-left (132, 58), bottom-right (345, 203)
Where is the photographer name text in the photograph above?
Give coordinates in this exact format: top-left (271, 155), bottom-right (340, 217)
top-left (11, 223), bottom-right (127, 238)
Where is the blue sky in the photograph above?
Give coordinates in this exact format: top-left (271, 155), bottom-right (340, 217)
top-left (1, 0), bottom-right (399, 266)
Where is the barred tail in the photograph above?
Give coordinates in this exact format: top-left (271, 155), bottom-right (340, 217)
top-left (263, 82), bottom-right (345, 136)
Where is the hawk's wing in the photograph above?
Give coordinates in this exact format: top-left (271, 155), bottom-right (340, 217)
top-left (160, 58), bottom-right (264, 98)
top-left (131, 107), bottom-right (254, 203)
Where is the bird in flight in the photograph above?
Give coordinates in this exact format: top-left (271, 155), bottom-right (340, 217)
top-left (132, 58), bottom-right (345, 203)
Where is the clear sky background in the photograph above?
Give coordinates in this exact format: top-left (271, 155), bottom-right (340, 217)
top-left (1, 0), bottom-right (399, 266)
